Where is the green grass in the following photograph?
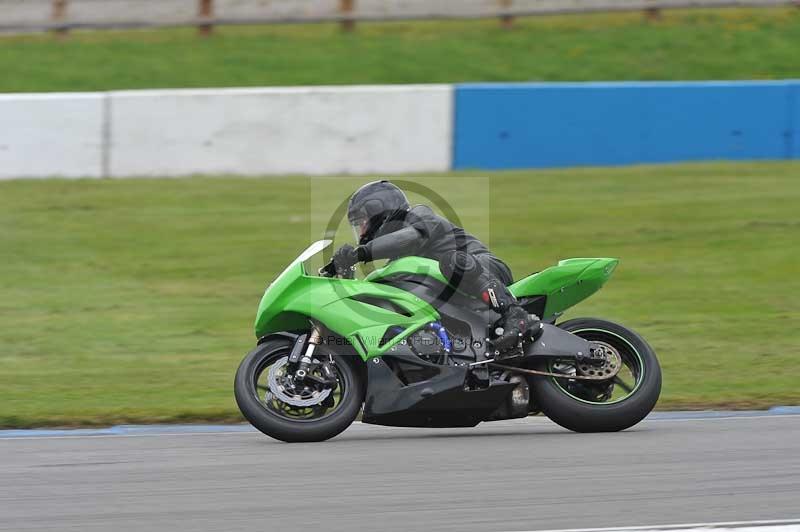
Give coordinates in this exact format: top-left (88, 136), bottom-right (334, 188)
top-left (1, 161), bottom-right (799, 427)
top-left (1, 7), bottom-right (799, 93)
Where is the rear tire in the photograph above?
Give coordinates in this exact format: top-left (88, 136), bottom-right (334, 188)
top-left (234, 338), bottom-right (364, 442)
top-left (531, 318), bottom-right (661, 433)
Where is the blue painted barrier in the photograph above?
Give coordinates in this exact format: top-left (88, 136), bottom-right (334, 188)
top-left (453, 81), bottom-right (799, 170)
top-left (793, 82), bottom-right (800, 157)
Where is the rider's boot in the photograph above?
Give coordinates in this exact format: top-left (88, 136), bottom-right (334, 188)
top-left (480, 279), bottom-right (543, 356)
top-left (437, 250), bottom-right (542, 356)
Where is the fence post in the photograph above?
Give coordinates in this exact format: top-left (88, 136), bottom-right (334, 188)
top-left (499, 0), bottom-right (514, 29)
top-left (644, 0), bottom-right (661, 21)
top-left (198, 0), bottom-right (214, 37)
top-left (644, 7), bottom-right (662, 21)
top-left (51, 0), bottom-right (68, 38)
top-left (339, 0), bottom-right (356, 32)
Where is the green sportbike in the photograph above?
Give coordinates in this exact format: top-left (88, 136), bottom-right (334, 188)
top-left (235, 240), bottom-right (662, 442)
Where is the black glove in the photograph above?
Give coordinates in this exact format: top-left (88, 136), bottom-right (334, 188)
top-left (332, 244), bottom-right (361, 273)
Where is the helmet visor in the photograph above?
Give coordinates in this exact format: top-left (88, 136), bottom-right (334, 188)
top-left (351, 218), bottom-right (369, 242)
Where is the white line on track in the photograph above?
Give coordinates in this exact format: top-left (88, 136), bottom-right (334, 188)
top-left (645, 414), bottom-right (800, 423)
top-left (505, 518), bottom-right (800, 532)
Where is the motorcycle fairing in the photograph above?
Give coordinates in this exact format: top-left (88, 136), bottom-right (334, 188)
top-left (510, 258), bottom-right (619, 317)
top-left (366, 256), bottom-right (449, 285)
top-left (255, 260), bottom-right (439, 360)
top-left (362, 350), bottom-right (515, 428)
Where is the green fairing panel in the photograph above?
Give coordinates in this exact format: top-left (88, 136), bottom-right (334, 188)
top-left (509, 258), bottom-right (619, 318)
top-left (255, 261), bottom-right (440, 360)
top-left (366, 256), bottom-right (447, 284)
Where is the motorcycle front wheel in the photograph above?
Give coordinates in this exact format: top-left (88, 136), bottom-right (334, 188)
top-left (234, 337), bottom-right (364, 442)
top-left (530, 318), bottom-right (662, 433)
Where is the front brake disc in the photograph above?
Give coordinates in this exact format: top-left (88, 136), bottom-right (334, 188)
top-left (267, 356), bottom-right (332, 407)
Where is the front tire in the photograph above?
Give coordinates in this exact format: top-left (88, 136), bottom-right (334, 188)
top-left (234, 338), bottom-right (364, 442)
top-left (531, 318), bottom-right (661, 433)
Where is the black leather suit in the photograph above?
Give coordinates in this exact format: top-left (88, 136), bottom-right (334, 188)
top-left (359, 205), bottom-right (517, 311)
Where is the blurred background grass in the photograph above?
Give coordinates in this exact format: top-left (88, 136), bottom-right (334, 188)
top-left (1, 7), bottom-right (798, 92)
top-left (1, 162), bottom-right (799, 427)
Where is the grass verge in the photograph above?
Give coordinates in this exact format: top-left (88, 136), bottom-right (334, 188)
top-left (1, 161), bottom-right (799, 427)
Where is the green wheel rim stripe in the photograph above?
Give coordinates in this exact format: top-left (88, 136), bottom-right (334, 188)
top-left (549, 327), bottom-right (645, 405)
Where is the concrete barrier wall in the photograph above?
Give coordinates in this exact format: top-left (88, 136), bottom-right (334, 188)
top-left (0, 93), bottom-right (106, 179)
top-left (109, 85), bottom-right (453, 176)
top-left (453, 81), bottom-right (800, 170)
top-left (0, 0), bottom-right (52, 27)
top-left (1, 81), bottom-right (798, 179)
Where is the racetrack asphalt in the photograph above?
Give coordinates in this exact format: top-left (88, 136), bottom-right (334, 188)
top-left (1, 413), bottom-right (799, 532)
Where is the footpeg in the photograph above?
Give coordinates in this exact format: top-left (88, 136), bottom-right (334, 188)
top-left (528, 320), bottom-right (544, 340)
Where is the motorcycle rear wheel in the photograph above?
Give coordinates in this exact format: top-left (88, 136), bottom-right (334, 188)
top-left (234, 337), bottom-right (364, 442)
top-left (530, 318), bottom-right (661, 433)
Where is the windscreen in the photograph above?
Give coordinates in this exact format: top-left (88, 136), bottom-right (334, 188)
top-left (294, 240), bottom-right (333, 264)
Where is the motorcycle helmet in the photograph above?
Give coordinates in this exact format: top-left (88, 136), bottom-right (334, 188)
top-left (347, 180), bottom-right (410, 244)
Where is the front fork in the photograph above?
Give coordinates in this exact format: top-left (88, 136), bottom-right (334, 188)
top-left (288, 325), bottom-right (338, 388)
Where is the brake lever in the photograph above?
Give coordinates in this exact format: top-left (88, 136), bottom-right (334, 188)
top-left (318, 260), bottom-right (337, 278)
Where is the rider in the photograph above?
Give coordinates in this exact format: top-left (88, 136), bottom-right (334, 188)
top-left (331, 180), bottom-right (542, 353)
